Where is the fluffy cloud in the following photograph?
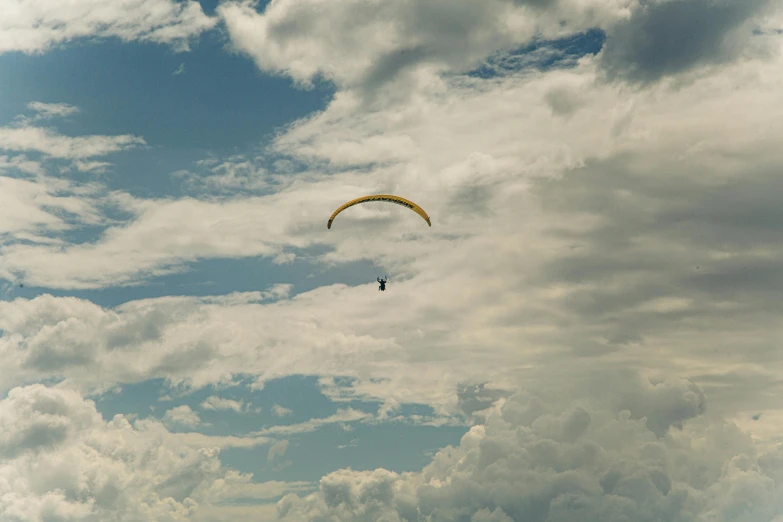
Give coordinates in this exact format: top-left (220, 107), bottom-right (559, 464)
top-left (217, 0), bottom-right (627, 97)
top-left (274, 384), bottom-right (783, 521)
top-left (0, 0), bottom-right (216, 54)
top-left (218, 0), bottom-right (780, 104)
top-left (0, 384), bottom-right (305, 521)
top-left (163, 405), bottom-right (205, 428)
top-left (1, 7), bottom-right (782, 515)
top-left (0, 196), bottom-right (283, 289)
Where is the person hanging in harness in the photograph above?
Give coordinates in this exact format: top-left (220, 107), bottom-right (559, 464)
top-left (377, 277), bottom-right (387, 291)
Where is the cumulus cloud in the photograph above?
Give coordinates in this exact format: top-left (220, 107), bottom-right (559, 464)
top-left (0, 0), bottom-right (216, 54)
top-left (0, 384), bottom-right (303, 521)
top-left (217, 0), bottom-right (782, 100)
top-left (217, 0), bottom-right (627, 97)
top-left (457, 382), bottom-right (512, 420)
top-left (274, 385), bottom-right (783, 521)
top-left (163, 405), bottom-right (205, 428)
top-left (1, 4), bottom-right (782, 506)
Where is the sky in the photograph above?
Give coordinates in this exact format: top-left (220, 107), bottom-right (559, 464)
top-left (0, 0), bottom-right (782, 520)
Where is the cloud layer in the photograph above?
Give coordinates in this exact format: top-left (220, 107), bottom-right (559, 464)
top-left (276, 384), bottom-right (783, 521)
top-left (1, 0), bottom-right (783, 520)
top-left (0, 0), bottom-right (215, 54)
top-left (0, 384), bottom-right (307, 521)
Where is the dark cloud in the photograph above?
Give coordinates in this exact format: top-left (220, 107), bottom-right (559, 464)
top-left (105, 307), bottom-right (168, 349)
top-left (457, 381), bottom-right (510, 418)
top-left (616, 377), bottom-right (706, 437)
top-left (545, 86), bottom-right (584, 118)
top-left (531, 151), bottom-right (783, 345)
top-left (599, 0), bottom-right (773, 83)
top-left (0, 385), bottom-right (87, 458)
top-left (23, 337), bottom-right (94, 372)
top-left (361, 46), bottom-right (430, 94)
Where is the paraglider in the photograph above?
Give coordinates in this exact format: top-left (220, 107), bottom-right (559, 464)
top-left (327, 194), bottom-right (430, 293)
top-left (327, 194), bottom-right (431, 229)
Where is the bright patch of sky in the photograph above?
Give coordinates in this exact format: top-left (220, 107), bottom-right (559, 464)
top-left (1, 0), bottom-right (783, 520)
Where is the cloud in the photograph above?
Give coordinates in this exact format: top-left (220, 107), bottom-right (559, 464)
top-left (201, 396), bottom-right (247, 412)
top-left (217, 0), bottom-right (627, 97)
top-left (163, 405), bottom-right (205, 428)
top-left (0, 384), bottom-right (295, 521)
top-left (256, 409), bottom-right (369, 437)
top-left (174, 62), bottom-right (186, 75)
top-left (0, 174), bottom-right (101, 244)
top-left (26, 102), bottom-right (80, 120)
top-left (273, 404), bottom-right (294, 417)
top-left (598, 0), bottom-right (779, 84)
top-left (0, 0), bottom-right (782, 470)
top-left (457, 382), bottom-right (512, 420)
top-left (268, 440), bottom-right (292, 471)
top-left (172, 156), bottom-right (280, 195)
top-left (0, 125), bottom-right (146, 160)
top-left (0, 190), bottom-right (318, 289)
top-left (0, 0), bottom-right (216, 54)
top-left (274, 383), bottom-right (783, 521)
top-left (268, 440), bottom-right (289, 461)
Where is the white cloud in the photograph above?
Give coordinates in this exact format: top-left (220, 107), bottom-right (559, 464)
top-left (217, 0), bottom-right (628, 96)
top-left (0, 384), bottom-right (298, 521)
top-left (0, 195), bottom-right (302, 289)
top-left (0, 4), bottom-right (782, 503)
top-left (273, 404), bottom-right (294, 417)
top-left (26, 101), bottom-right (80, 120)
top-left (267, 440), bottom-right (292, 471)
top-left (0, 0), bottom-right (216, 54)
top-left (268, 440), bottom-right (289, 461)
top-left (0, 125), bottom-right (145, 160)
top-left (163, 404), bottom-right (204, 428)
top-left (257, 409), bottom-right (369, 437)
top-left (172, 156), bottom-right (279, 195)
top-left (274, 385), bottom-right (783, 521)
top-left (10, 46), bottom-right (779, 290)
top-left (201, 396), bottom-right (246, 412)
top-left (0, 172), bottom-right (109, 282)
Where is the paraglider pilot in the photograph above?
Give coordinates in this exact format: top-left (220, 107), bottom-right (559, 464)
top-left (377, 277), bottom-right (387, 291)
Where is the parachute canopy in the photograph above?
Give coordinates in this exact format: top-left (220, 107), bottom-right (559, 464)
top-left (327, 194), bottom-right (431, 229)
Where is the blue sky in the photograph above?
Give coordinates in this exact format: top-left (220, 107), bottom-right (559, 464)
top-left (1, 0), bottom-right (783, 521)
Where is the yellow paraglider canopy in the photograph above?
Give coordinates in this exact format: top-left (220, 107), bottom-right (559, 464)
top-left (327, 194), bottom-right (431, 229)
